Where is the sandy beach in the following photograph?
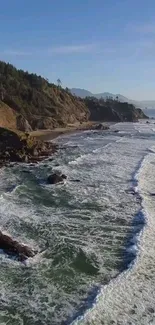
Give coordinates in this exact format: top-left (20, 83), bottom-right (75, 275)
top-left (30, 121), bottom-right (112, 141)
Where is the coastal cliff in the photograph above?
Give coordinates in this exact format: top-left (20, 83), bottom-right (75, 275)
top-left (0, 61), bottom-right (148, 133)
top-left (84, 97), bottom-right (148, 122)
top-left (0, 61), bottom-right (89, 131)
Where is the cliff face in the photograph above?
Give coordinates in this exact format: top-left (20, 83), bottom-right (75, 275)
top-left (0, 61), bottom-right (148, 132)
top-left (84, 97), bottom-right (148, 122)
top-left (0, 61), bottom-right (90, 130)
top-left (0, 101), bottom-right (32, 132)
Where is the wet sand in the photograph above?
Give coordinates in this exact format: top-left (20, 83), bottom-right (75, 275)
top-left (30, 122), bottom-right (111, 141)
top-left (30, 123), bottom-right (95, 141)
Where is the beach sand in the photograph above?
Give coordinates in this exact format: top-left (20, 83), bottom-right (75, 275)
top-left (30, 121), bottom-right (112, 141)
top-left (30, 122), bottom-right (96, 141)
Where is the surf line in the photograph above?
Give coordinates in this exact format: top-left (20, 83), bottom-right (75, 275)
top-left (68, 154), bottom-right (149, 325)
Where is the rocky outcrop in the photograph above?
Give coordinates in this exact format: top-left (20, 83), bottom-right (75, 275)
top-left (92, 123), bottom-right (109, 130)
top-left (16, 115), bottom-right (32, 132)
top-left (0, 127), bottom-right (57, 167)
top-left (47, 172), bottom-right (67, 184)
top-left (0, 100), bottom-right (32, 132)
top-left (136, 108), bottom-right (148, 119)
top-left (0, 231), bottom-right (36, 261)
top-left (84, 97), bottom-right (148, 122)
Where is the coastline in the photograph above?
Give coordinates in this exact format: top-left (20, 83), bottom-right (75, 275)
top-left (0, 122), bottom-right (109, 261)
top-left (30, 121), bottom-right (111, 141)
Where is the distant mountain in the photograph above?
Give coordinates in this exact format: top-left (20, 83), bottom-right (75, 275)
top-left (70, 88), bottom-right (155, 109)
top-left (70, 88), bottom-right (93, 98)
top-left (70, 88), bottom-right (130, 101)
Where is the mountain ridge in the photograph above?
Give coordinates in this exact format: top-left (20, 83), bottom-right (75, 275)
top-left (70, 88), bottom-right (154, 109)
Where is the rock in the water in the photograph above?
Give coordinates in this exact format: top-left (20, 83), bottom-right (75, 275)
top-left (0, 231), bottom-right (36, 261)
top-left (61, 174), bottom-right (67, 179)
top-left (47, 172), bottom-right (67, 184)
top-left (93, 123), bottom-right (109, 130)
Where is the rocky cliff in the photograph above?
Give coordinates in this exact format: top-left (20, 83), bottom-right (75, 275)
top-left (0, 61), bottom-right (90, 131)
top-left (0, 100), bottom-right (32, 132)
top-left (84, 97), bottom-right (148, 122)
top-left (0, 61), bottom-right (148, 132)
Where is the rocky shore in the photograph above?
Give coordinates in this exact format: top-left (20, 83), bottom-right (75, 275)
top-left (0, 123), bottom-right (110, 262)
top-left (0, 127), bottom-right (58, 168)
top-left (0, 127), bottom-right (59, 261)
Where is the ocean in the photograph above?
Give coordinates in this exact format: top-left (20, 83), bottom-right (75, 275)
top-left (143, 108), bottom-right (155, 119)
top-left (0, 120), bottom-right (155, 325)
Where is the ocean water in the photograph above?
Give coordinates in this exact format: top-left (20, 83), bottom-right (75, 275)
top-left (143, 108), bottom-right (155, 119)
top-left (0, 121), bottom-right (155, 324)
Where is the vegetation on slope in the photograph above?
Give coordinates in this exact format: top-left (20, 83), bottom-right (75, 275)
top-left (0, 61), bottom-right (147, 132)
top-left (0, 61), bottom-right (89, 130)
top-left (84, 97), bottom-right (148, 122)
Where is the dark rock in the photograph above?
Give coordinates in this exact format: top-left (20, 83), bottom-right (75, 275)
top-left (85, 97), bottom-right (148, 122)
top-left (61, 174), bottom-right (67, 179)
top-left (93, 123), bottom-right (109, 130)
top-left (9, 151), bottom-right (23, 162)
top-left (0, 127), bottom-right (58, 168)
top-left (0, 231), bottom-right (36, 261)
top-left (70, 179), bottom-right (81, 182)
top-left (47, 172), bottom-right (67, 184)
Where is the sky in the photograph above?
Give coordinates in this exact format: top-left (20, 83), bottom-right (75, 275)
top-left (1, 0), bottom-right (155, 100)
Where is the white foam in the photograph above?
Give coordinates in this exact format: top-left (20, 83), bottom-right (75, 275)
top-left (1, 122), bottom-right (155, 325)
top-left (73, 148), bottom-right (155, 325)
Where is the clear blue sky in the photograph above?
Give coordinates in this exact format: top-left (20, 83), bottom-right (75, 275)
top-left (1, 0), bottom-right (155, 100)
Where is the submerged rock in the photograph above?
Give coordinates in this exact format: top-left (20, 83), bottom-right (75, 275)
top-left (47, 172), bottom-right (67, 184)
top-left (70, 179), bottom-right (81, 182)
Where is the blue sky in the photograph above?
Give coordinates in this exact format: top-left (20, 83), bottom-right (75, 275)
top-left (1, 0), bottom-right (155, 100)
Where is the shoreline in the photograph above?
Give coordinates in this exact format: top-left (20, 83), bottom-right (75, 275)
top-left (0, 122), bottom-right (111, 261)
top-left (30, 121), bottom-right (112, 141)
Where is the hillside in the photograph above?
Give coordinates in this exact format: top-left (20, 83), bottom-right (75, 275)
top-left (0, 61), bottom-right (90, 131)
top-left (0, 101), bottom-right (18, 130)
top-left (84, 97), bottom-right (148, 122)
top-left (0, 61), bottom-right (148, 132)
top-left (0, 100), bottom-right (32, 131)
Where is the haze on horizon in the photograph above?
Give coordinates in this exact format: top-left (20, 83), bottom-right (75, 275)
top-left (1, 0), bottom-right (155, 101)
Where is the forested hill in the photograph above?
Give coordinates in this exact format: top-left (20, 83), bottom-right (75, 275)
top-left (0, 61), bottom-right (89, 130)
top-left (0, 61), bottom-right (147, 132)
top-left (84, 97), bottom-right (148, 122)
